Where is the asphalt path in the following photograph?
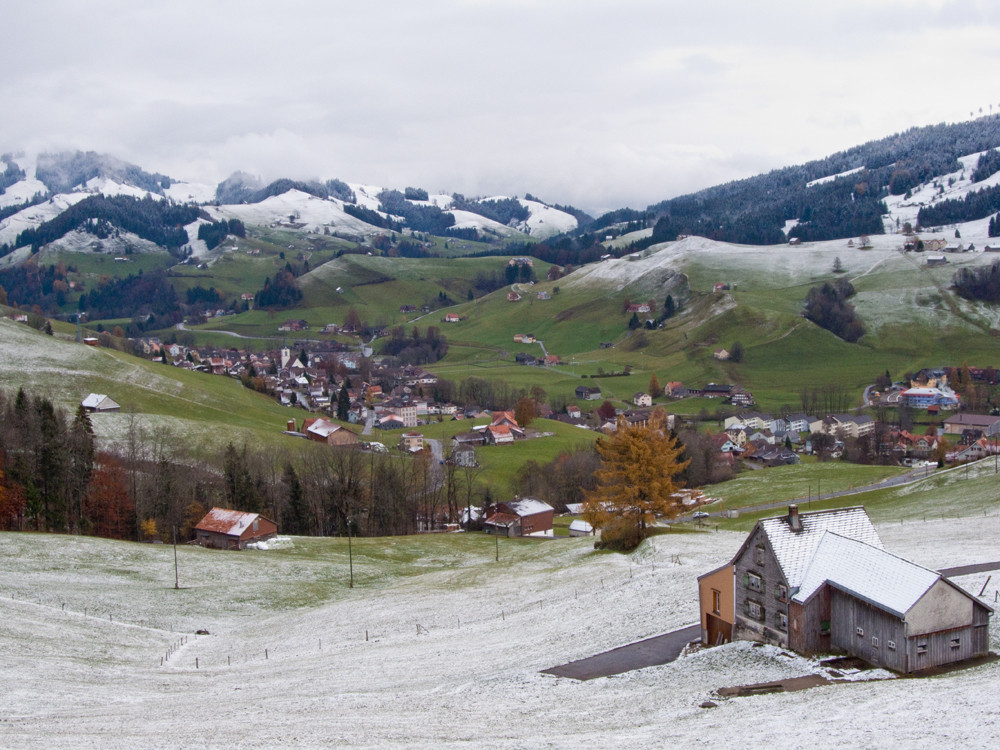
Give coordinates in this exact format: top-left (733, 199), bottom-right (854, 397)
top-left (541, 624), bottom-right (701, 680)
top-left (939, 561), bottom-right (1000, 577)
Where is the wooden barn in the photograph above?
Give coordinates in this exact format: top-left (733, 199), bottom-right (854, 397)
top-left (194, 508), bottom-right (278, 550)
top-left (699, 505), bottom-right (992, 672)
top-left (484, 497), bottom-right (555, 538)
top-left (81, 393), bottom-right (120, 413)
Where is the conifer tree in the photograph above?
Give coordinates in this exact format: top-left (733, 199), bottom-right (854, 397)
top-left (583, 411), bottom-right (689, 542)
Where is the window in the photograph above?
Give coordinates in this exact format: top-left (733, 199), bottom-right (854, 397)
top-left (755, 545), bottom-right (766, 565)
top-left (820, 620), bottom-right (830, 634)
top-left (747, 573), bottom-right (764, 592)
top-left (746, 600), bottom-right (763, 620)
top-left (951, 638), bottom-right (961, 649)
top-left (776, 611), bottom-right (788, 631)
top-left (917, 643), bottom-right (927, 655)
top-left (775, 583), bottom-right (788, 601)
top-left (887, 640), bottom-right (896, 651)
top-left (872, 636), bottom-right (879, 648)
top-left (856, 627), bottom-right (864, 637)
top-left (712, 590), bottom-right (721, 615)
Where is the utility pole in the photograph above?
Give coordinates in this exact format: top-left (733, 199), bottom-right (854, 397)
top-left (173, 526), bottom-right (179, 590)
top-left (495, 531), bottom-right (499, 562)
top-left (347, 518), bottom-right (354, 589)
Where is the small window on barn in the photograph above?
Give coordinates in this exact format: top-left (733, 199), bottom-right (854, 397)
top-left (951, 637), bottom-right (961, 649)
top-left (775, 583), bottom-right (788, 601)
top-left (872, 636), bottom-right (879, 648)
top-left (712, 590), bottom-right (721, 615)
top-left (776, 612), bottom-right (788, 631)
top-left (746, 599), bottom-right (763, 620)
top-left (820, 620), bottom-right (830, 634)
top-left (917, 643), bottom-right (927, 655)
top-left (887, 640), bottom-right (896, 651)
top-left (755, 545), bottom-right (766, 565)
top-left (856, 627), bottom-right (864, 637)
top-left (747, 573), bottom-right (764, 592)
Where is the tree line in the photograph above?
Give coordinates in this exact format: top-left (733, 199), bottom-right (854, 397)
top-left (15, 195), bottom-right (200, 253)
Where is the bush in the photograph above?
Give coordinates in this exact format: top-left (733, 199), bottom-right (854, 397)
top-left (594, 515), bottom-right (644, 552)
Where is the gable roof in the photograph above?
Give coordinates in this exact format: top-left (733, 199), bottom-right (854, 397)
top-left (792, 532), bottom-right (943, 617)
top-left (195, 507), bottom-right (266, 537)
top-left (504, 497), bottom-right (554, 516)
top-left (754, 506), bottom-right (883, 589)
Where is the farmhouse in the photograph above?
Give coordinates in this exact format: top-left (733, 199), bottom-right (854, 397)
top-left (483, 497), bottom-right (554, 537)
top-left (697, 505), bottom-right (992, 673)
top-left (194, 508), bottom-right (278, 550)
top-left (81, 393), bottom-right (120, 413)
top-left (575, 385), bottom-right (602, 401)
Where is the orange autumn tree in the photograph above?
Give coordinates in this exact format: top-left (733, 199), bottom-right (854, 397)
top-left (583, 410), bottom-right (688, 549)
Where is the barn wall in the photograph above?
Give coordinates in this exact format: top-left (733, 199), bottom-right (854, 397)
top-left (908, 580), bottom-right (973, 635)
top-left (830, 590), bottom-right (907, 672)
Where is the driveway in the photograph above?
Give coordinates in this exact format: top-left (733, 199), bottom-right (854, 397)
top-left (541, 623), bottom-right (700, 680)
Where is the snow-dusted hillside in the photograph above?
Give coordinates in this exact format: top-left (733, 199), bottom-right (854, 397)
top-left (516, 197), bottom-right (578, 238)
top-left (0, 192), bottom-right (90, 247)
top-left (206, 189), bottom-right (385, 238)
top-left (0, 512), bottom-right (996, 749)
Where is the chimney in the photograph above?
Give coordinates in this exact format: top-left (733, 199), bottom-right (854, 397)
top-left (788, 504), bottom-right (802, 532)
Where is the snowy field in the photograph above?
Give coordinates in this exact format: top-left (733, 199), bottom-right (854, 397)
top-left (1, 515), bottom-right (998, 749)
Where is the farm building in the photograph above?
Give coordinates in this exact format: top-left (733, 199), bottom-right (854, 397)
top-left (484, 497), bottom-right (555, 538)
top-left (194, 508), bottom-right (278, 550)
top-left (302, 418), bottom-right (359, 447)
top-left (698, 505), bottom-right (992, 673)
top-left (81, 394), bottom-right (120, 413)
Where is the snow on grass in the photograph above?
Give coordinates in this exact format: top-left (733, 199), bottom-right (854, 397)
top-left (1, 513), bottom-right (997, 749)
top-left (447, 208), bottom-right (519, 236)
top-left (164, 180), bottom-right (217, 204)
top-left (350, 182), bottom-right (385, 211)
top-left (83, 176), bottom-right (160, 201)
top-left (0, 191), bottom-right (89, 246)
top-left (206, 189), bottom-right (382, 238)
top-left (805, 166), bottom-right (865, 189)
top-left (517, 198), bottom-right (578, 238)
top-left (0, 176), bottom-right (48, 208)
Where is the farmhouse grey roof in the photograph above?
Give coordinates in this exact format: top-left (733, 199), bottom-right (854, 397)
top-left (505, 497), bottom-right (554, 516)
top-left (793, 532), bottom-right (941, 617)
top-left (757, 506), bottom-right (883, 589)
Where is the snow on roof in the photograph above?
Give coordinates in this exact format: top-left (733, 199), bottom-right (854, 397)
top-left (306, 418), bottom-right (341, 438)
top-left (569, 519), bottom-right (593, 533)
top-left (81, 393), bottom-right (109, 408)
top-left (195, 507), bottom-right (262, 536)
top-left (505, 497), bottom-right (554, 516)
top-left (759, 506), bottom-right (882, 589)
top-left (793, 532), bottom-right (940, 617)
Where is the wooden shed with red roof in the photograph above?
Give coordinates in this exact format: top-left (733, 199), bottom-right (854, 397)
top-left (194, 508), bottom-right (278, 550)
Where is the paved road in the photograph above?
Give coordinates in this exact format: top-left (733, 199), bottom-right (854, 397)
top-left (541, 623), bottom-right (700, 681)
top-left (939, 561), bottom-right (1000, 577)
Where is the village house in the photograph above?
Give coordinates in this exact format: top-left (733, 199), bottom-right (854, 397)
top-left (633, 392), bottom-right (652, 407)
top-left (450, 442), bottom-right (477, 467)
top-left (483, 497), bottom-right (554, 538)
top-left (443, 313), bottom-right (460, 323)
top-left (697, 505), bottom-right (991, 672)
top-left (194, 508), bottom-right (278, 550)
top-left (400, 431), bottom-right (424, 452)
top-left (575, 385), bottom-right (602, 401)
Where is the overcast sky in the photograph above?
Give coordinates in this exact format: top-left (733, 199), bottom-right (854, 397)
top-left (3, 0), bottom-right (999, 214)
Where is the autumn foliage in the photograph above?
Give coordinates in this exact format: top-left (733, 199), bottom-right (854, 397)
top-left (583, 411), bottom-right (688, 549)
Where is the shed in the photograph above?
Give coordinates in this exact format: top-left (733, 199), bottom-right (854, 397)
top-left (81, 394), bottom-right (120, 413)
top-left (568, 519), bottom-right (594, 537)
top-left (194, 508), bottom-right (278, 550)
